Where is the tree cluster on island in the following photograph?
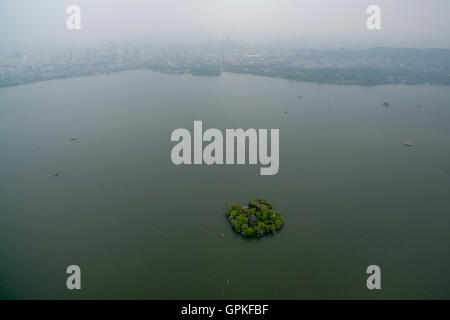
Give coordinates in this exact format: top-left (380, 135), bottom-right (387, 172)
top-left (225, 198), bottom-right (284, 238)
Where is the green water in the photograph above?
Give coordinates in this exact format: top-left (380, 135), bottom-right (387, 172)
top-left (0, 70), bottom-right (449, 299)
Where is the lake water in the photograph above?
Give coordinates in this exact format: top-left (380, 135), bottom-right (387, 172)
top-left (0, 70), bottom-right (449, 299)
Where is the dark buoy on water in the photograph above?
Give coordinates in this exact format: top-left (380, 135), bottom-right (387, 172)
top-left (383, 102), bottom-right (390, 107)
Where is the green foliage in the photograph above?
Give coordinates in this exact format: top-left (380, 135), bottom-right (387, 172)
top-left (225, 198), bottom-right (284, 238)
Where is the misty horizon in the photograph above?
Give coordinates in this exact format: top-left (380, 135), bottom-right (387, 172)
top-left (1, 0), bottom-right (450, 49)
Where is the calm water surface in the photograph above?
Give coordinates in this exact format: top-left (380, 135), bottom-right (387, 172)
top-left (0, 70), bottom-right (449, 299)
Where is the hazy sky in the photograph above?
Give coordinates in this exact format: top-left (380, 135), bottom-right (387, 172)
top-left (1, 0), bottom-right (449, 48)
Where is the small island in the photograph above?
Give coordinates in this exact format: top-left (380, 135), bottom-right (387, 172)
top-left (225, 198), bottom-right (284, 238)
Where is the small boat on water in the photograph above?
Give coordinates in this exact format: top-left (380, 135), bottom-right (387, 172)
top-left (404, 142), bottom-right (413, 147)
top-left (226, 279), bottom-right (230, 285)
top-left (220, 233), bottom-right (225, 239)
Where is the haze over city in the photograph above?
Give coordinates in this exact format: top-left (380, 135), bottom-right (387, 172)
top-left (1, 0), bottom-right (450, 48)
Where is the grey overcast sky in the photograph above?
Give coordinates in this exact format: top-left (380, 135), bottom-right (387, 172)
top-left (0, 0), bottom-right (449, 48)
